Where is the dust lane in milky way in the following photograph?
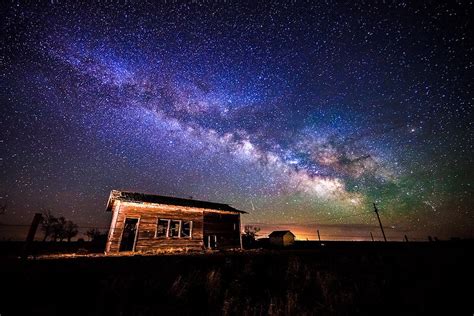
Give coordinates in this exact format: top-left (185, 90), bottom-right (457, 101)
top-left (1, 1), bottom-right (472, 240)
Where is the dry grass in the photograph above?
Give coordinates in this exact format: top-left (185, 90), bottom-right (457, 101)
top-left (2, 243), bottom-right (473, 315)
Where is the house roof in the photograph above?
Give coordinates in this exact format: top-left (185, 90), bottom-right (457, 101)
top-left (105, 190), bottom-right (246, 214)
top-left (269, 230), bottom-right (295, 237)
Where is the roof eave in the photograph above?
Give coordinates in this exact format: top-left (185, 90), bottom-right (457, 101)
top-left (105, 190), bottom-right (247, 214)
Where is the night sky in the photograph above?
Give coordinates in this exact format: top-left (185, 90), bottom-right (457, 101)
top-left (1, 1), bottom-right (472, 240)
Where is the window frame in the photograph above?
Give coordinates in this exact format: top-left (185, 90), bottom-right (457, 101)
top-left (168, 219), bottom-right (181, 238)
top-left (181, 220), bottom-right (193, 239)
top-left (155, 218), bottom-right (171, 238)
top-left (155, 218), bottom-right (193, 239)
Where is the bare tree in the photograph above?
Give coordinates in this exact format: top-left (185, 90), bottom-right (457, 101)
top-left (242, 225), bottom-right (261, 248)
top-left (86, 228), bottom-right (102, 241)
top-left (41, 211), bottom-right (79, 242)
top-left (244, 225), bottom-right (261, 238)
top-left (64, 220), bottom-right (79, 242)
top-left (41, 210), bottom-right (58, 242)
top-left (52, 217), bottom-right (67, 242)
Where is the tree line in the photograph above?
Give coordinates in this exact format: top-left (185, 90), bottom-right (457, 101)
top-left (40, 210), bottom-right (105, 242)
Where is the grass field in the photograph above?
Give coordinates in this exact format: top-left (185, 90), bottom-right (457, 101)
top-left (2, 241), bottom-right (473, 315)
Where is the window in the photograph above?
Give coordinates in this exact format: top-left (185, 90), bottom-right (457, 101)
top-left (156, 219), bottom-right (169, 237)
top-left (156, 219), bottom-right (193, 238)
top-left (181, 221), bottom-right (192, 238)
top-left (169, 220), bottom-right (180, 238)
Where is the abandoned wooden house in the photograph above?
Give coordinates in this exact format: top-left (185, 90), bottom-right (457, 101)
top-left (269, 230), bottom-right (296, 246)
top-left (105, 190), bottom-right (246, 254)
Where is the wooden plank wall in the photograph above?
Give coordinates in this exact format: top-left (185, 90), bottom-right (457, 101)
top-left (107, 202), bottom-right (204, 253)
top-left (203, 212), bottom-right (241, 249)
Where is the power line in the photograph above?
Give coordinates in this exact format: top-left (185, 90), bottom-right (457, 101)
top-left (0, 223), bottom-right (109, 229)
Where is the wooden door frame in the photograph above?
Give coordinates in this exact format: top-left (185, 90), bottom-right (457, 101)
top-left (119, 217), bottom-right (141, 252)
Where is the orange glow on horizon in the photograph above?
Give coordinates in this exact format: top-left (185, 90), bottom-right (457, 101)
top-left (245, 223), bottom-right (408, 242)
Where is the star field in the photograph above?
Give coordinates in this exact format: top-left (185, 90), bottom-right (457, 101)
top-left (1, 1), bottom-right (472, 240)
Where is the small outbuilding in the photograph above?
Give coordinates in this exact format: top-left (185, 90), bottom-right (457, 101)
top-left (105, 190), bottom-right (246, 254)
top-left (269, 230), bottom-right (296, 246)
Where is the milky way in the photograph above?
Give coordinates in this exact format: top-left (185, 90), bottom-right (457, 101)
top-left (1, 1), bottom-right (472, 240)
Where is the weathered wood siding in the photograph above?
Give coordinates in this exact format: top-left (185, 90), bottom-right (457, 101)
top-left (203, 212), bottom-right (241, 249)
top-left (106, 202), bottom-right (204, 253)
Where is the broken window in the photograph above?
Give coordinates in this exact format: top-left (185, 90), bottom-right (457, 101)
top-left (156, 219), bottom-right (193, 238)
top-left (169, 220), bottom-right (181, 237)
top-left (156, 219), bottom-right (169, 237)
top-left (181, 221), bottom-right (193, 238)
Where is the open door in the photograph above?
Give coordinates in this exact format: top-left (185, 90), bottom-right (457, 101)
top-left (119, 218), bottom-right (139, 252)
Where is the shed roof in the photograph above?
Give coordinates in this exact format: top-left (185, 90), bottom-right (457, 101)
top-left (106, 190), bottom-right (246, 214)
top-left (269, 230), bottom-right (295, 237)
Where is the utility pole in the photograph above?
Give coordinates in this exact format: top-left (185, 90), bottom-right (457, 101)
top-left (373, 203), bottom-right (387, 242)
top-left (23, 213), bottom-right (43, 259)
top-left (26, 213), bottom-right (43, 243)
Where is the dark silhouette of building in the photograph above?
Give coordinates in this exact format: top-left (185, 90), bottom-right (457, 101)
top-left (269, 230), bottom-right (295, 246)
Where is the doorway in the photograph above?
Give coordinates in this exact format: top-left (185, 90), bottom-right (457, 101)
top-left (119, 218), bottom-right (139, 252)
